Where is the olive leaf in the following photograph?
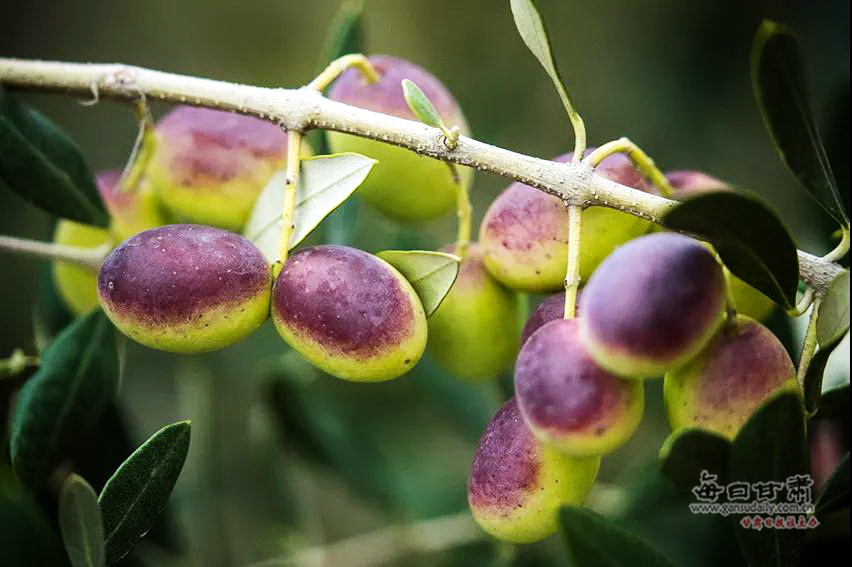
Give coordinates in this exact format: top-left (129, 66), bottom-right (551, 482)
top-left (0, 87), bottom-right (108, 226)
top-left (560, 506), bottom-right (675, 567)
top-left (10, 310), bottom-right (118, 487)
top-left (662, 191), bottom-right (799, 310)
top-left (377, 250), bottom-right (460, 316)
top-left (729, 392), bottom-right (808, 567)
top-left (815, 452), bottom-right (849, 517)
top-left (659, 428), bottom-right (731, 493)
top-left (99, 420), bottom-right (191, 564)
top-left (402, 79), bottom-right (445, 130)
top-left (751, 20), bottom-right (848, 225)
top-left (243, 153), bottom-right (376, 262)
top-left (59, 474), bottom-right (105, 567)
top-left (804, 270), bottom-right (850, 414)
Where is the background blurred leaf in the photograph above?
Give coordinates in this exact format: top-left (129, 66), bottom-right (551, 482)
top-left (10, 310), bottom-right (118, 487)
top-left (751, 21), bottom-right (848, 225)
top-left (729, 392), bottom-right (808, 567)
top-left (59, 474), bottom-right (105, 567)
top-left (377, 250), bottom-right (460, 316)
top-left (659, 428), bottom-right (731, 492)
top-left (662, 191), bottom-right (799, 310)
top-left (0, 88), bottom-right (108, 227)
top-left (560, 506), bottom-right (674, 567)
top-left (815, 451), bottom-right (849, 517)
top-left (99, 420), bottom-right (191, 564)
top-left (244, 153), bottom-right (376, 262)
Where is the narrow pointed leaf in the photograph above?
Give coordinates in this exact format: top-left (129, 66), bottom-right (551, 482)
top-left (244, 153), bottom-right (376, 262)
top-left (402, 79), bottom-right (445, 129)
top-left (377, 250), bottom-right (460, 316)
top-left (59, 474), bottom-right (105, 567)
top-left (804, 270), bottom-right (850, 414)
top-left (663, 191), bottom-right (799, 310)
top-left (815, 452), bottom-right (849, 516)
top-left (729, 392), bottom-right (808, 567)
top-left (751, 21), bottom-right (848, 224)
top-left (99, 421), bottom-right (191, 564)
top-left (560, 506), bottom-right (675, 567)
top-left (10, 310), bottom-right (118, 487)
top-left (0, 88), bottom-right (108, 226)
top-left (660, 428), bottom-right (731, 492)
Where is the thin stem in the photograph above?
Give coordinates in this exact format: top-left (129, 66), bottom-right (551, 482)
top-left (583, 137), bottom-right (675, 198)
top-left (276, 130), bottom-right (304, 270)
top-left (451, 164), bottom-right (472, 260)
top-left (0, 234), bottom-right (107, 270)
top-left (563, 204), bottom-right (583, 319)
top-left (823, 224), bottom-right (850, 263)
top-left (549, 79), bottom-right (586, 163)
top-left (242, 511), bottom-right (482, 567)
top-left (117, 98), bottom-right (157, 195)
top-left (308, 54), bottom-right (379, 92)
top-left (797, 297), bottom-right (822, 388)
top-left (789, 287), bottom-right (816, 318)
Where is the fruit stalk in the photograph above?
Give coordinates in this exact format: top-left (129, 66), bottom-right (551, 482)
top-left (797, 296), bottom-right (822, 387)
top-left (0, 58), bottom-right (844, 295)
top-left (584, 137), bottom-right (675, 197)
top-left (563, 204), bottom-right (583, 318)
top-left (0, 234), bottom-right (106, 270)
top-left (277, 130), bottom-right (303, 268)
top-left (452, 164), bottom-right (472, 260)
top-left (308, 53), bottom-right (379, 91)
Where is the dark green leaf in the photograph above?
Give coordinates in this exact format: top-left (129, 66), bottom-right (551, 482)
top-left (751, 21), bottom-right (848, 225)
top-left (1, 469), bottom-right (69, 566)
top-left (99, 421), bottom-right (191, 564)
top-left (804, 271), bottom-right (850, 414)
top-left (659, 428), bottom-right (731, 493)
top-left (377, 250), bottom-right (460, 316)
top-left (0, 88), bottom-right (108, 226)
top-left (560, 506), bottom-right (675, 567)
top-left (729, 392), bottom-right (808, 567)
top-left (402, 79), bottom-right (445, 129)
top-left (59, 474), bottom-right (105, 567)
top-left (10, 310), bottom-right (118, 487)
top-left (815, 452), bottom-right (849, 517)
top-left (663, 191), bottom-right (799, 310)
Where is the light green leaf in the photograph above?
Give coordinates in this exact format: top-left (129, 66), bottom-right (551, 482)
top-left (377, 250), bottom-right (460, 316)
top-left (59, 474), bottom-right (105, 567)
top-left (817, 270), bottom-right (850, 347)
top-left (402, 79), bottom-right (445, 129)
top-left (99, 421), bottom-right (191, 564)
top-left (244, 153), bottom-right (377, 262)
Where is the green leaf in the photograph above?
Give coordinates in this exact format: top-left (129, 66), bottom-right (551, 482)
top-left (99, 420), bottom-right (191, 564)
top-left (815, 452), bottom-right (849, 517)
top-left (377, 250), bottom-right (460, 316)
top-left (10, 310), bottom-right (118, 487)
top-left (402, 79), bottom-right (445, 129)
top-left (804, 271), bottom-right (850, 414)
top-left (560, 506), bottom-right (675, 567)
top-left (1, 470), bottom-right (69, 566)
top-left (729, 392), bottom-right (808, 567)
top-left (59, 474), bottom-right (105, 567)
top-left (662, 191), bottom-right (799, 310)
top-left (751, 21), bottom-right (848, 225)
top-left (0, 88), bottom-right (108, 226)
top-left (244, 153), bottom-right (376, 262)
top-left (659, 428), bottom-right (731, 493)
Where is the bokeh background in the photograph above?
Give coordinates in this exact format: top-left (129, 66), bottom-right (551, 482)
top-left (1, 1), bottom-right (849, 566)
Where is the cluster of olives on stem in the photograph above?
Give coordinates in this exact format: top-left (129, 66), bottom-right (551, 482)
top-left (48, 54), bottom-right (801, 545)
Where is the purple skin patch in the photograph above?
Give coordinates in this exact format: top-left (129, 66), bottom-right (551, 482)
top-left (482, 150), bottom-right (655, 256)
top-left (694, 319), bottom-right (795, 422)
top-left (98, 224), bottom-right (269, 325)
top-left (666, 170), bottom-right (730, 199)
top-left (516, 319), bottom-right (625, 434)
top-left (156, 105), bottom-right (287, 186)
top-left (468, 397), bottom-right (540, 511)
top-left (582, 233), bottom-right (725, 360)
top-left (521, 293), bottom-right (573, 345)
top-left (273, 245), bottom-right (414, 358)
top-left (328, 55), bottom-right (466, 128)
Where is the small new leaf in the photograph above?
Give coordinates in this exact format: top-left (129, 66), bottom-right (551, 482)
top-left (662, 191), bottom-right (799, 310)
top-left (59, 474), bottom-right (105, 567)
top-left (0, 87), bottom-right (108, 226)
top-left (751, 20), bottom-right (848, 225)
top-left (560, 506), bottom-right (674, 567)
top-left (10, 310), bottom-right (118, 487)
top-left (244, 153), bottom-right (376, 262)
top-left (99, 421), bottom-right (191, 564)
top-left (659, 427), bottom-right (731, 493)
top-left (377, 250), bottom-right (460, 316)
top-left (402, 79), bottom-right (445, 130)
